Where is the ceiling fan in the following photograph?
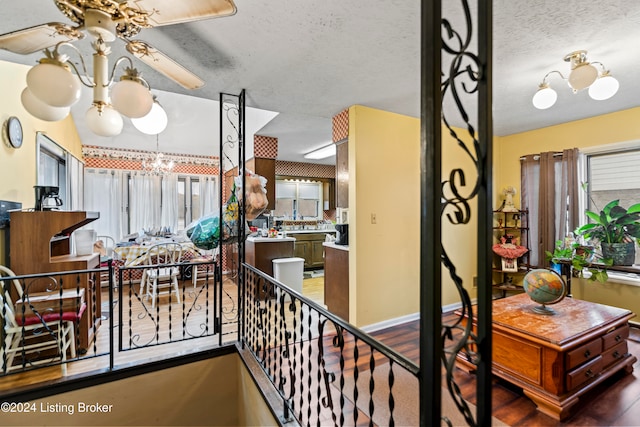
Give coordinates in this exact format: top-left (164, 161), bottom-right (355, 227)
top-left (0, 0), bottom-right (237, 89)
top-left (0, 0), bottom-right (236, 136)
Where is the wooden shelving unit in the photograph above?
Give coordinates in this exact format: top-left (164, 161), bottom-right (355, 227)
top-left (492, 209), bottom-right (530, 298)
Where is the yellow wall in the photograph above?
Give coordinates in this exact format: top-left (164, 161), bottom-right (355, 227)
top-left (494, 107), bottom-right (640, 204)
top-left (347, 105), bottom-right (478, 326)
top-left (495, 107), bottom-right (640, 316)
top-left (0, 60), bottom-right (83, 266)
top-left (3, 353), bottom-right (277, 426)
top-left (348, 105), bottom-right (420, 326)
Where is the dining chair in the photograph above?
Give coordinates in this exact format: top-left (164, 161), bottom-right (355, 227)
top-left (191, 248), bottom-right (219, 288)
top-left (141, 243), bottom-right (183, 308)
top-left (96, 235), bottom-right (118, 289)
top-left (0, 266), bottom-right (82, 373)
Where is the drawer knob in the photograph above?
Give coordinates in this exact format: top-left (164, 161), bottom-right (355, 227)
top-left (613, 350), bottom-right (620, 359)
top-left (584, 349), bottom-right (591, 358)
top-left (615, 334), bottom-right (622, 342)
top-left (585, 369), bottom-right (595, 378)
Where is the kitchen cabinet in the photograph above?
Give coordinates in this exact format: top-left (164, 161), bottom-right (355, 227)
top-left (323, 242), bottom-right (349, 321)
top-left (291, 232), bottom-right (327, 269)
top-left (311, 240), bottom-right (325, 267)
top-left (245, 236), bottom-right (295, 299)
top-left (322, 180), bottom-right (336, 210)
top-left (335, 139), bottom-right (348, 208)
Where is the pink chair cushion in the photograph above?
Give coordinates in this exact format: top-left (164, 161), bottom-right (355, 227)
top-left (16, 303), bottom-right (87, 326)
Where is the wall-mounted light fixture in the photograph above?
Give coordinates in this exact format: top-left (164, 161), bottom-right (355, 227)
top-left (532, 50), bottom-right (619, 110)
top-left (303, 143), bottom-right (336, 160)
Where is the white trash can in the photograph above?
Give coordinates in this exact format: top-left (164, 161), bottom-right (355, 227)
top-left (273, 257), bottom-right (305, 301)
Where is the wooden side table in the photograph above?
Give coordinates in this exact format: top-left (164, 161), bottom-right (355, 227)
top-left (456, 293), bottom-right (636, 420)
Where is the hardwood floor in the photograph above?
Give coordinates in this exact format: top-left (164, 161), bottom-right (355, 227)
top-left (6, 272), bottom-right (635, 426)
top-left (368, 312), bottom-right (640, 427)
top-left (0, 276), bottom-right (326, 398)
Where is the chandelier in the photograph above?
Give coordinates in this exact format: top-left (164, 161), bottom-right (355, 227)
top-left (532, 50), bottom-right (620, 110)
top-left (143, 134), bottom-right (174, 175)
top-left (20, 10), bottom-right (165, 137)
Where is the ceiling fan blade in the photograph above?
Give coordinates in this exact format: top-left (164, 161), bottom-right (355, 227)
top-left (125, 40), bottom-right (205, 90)
top-left (0, 23), bottom-right (83, 55)
top-left (128, 0), bottom-right (237, 26)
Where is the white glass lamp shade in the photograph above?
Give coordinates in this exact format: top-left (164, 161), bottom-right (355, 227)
top-left (131, 102), bottom-right (168, 135)
top-left (567, 63), bottom-right (598, 92)
top-left (532, 85), bottom-right (557, 109)
top-left (21, 88), bottom-right (70, 121)
top-left (85, 104), bottom-right (123, 137)
top-left (26, 62), bottom-right (81, 108)
top-left (111, 79), bottom-right (153, 118)
top-left (588, 74), bottom-right (619, 100)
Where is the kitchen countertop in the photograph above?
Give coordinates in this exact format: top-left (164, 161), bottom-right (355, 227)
top-left (247, 236), bottom-right (296, 242)
top-left (284, 229), bottom-right (337, 234)
top-left (323, 241), bottom-right (349, 251)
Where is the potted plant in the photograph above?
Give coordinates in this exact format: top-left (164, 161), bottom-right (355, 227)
top-left (546, 240), bottom-right (611, 283)
top-left (575, 200), bottom-right (640, 266)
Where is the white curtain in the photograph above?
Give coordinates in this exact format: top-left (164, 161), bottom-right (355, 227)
top-left (84, 169), bottom-right (123, 241)
top-left (199, 176), bottom-right (218, 218)
top-left (67, 154), bottom-right (84, 210)
top-left (161, 174), bottom-right (179, 232)
top-left (129, 173), bottom-right (162, 233)
top-left (84, 170), bottom-right (216, 237)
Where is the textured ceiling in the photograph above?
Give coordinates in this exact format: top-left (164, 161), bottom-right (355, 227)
top-left (1, 0), bottom-right (640, 164)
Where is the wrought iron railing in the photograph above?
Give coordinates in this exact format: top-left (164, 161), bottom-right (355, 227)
top-left (241, 264), bottom-right (420, 427)
top-left (0, 258), bottom-right (228, 381)
top-left (1, 268), bottom-right (105, 374)
top-left (116, 260), bottom-right (236, 351)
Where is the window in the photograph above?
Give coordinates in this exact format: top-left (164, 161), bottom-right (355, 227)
top-left (37, 132), bottom-right (84, 211)
top-left (177, 177), bottom-right (206, 230)
top-left (273, 180), bottom-right (322, 219)
top-left (580, 141), bottom-right (640, 277)
top-left (84, 170), bottom-right (217, 240)
top-left (585, 149), bottom-right (640, 215)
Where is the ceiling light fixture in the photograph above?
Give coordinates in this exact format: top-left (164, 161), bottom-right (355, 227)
top-left (532, 50), bottom-right (619, 110)
top-left (21, 10), bottom-right (155, 136)
top-left (131, 97), bottom-right (168, 135)
top-left (143, 134), bottom-right (174, 175)
top-left (303, 143), bottom-right (336, 160)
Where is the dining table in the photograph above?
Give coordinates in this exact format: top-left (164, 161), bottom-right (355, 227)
top-left (113, 239), bottom-right (202, 267)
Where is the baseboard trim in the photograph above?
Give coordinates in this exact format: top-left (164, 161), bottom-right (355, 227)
top-left (360, 298), bottom-right (478, 333)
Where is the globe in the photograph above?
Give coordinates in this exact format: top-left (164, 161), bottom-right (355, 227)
top-left (522, 269), bottom-right (567, 315)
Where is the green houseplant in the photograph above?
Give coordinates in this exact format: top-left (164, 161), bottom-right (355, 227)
top-left (575, 200), bottom-right (640, 266)
top-left (546, 240), bottom-right (611, 283)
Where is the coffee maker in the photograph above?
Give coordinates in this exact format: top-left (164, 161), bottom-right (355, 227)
top-left (34, 186), bottom-right (63, 211)
top-left (335, 223), bottom-right (349, 245)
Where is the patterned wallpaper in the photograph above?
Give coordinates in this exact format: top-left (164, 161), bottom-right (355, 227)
top-left (332, 108), bottom-right (349, 142)
top-left (275, 160), bottom-right (336, 178)
top-left (254, 135), bottom-right (278, 159)
top-left (275, 160), bottom-right (337, 221)
top-left (82, 145), bottom-right (219, 175)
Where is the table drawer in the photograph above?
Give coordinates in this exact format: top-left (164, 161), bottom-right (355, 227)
top-left (566, 355), bottom-right (603, 391)
top-left (566, 340), bottom-right (602, 370)
top-left (602, 341), bottom-right (628, 368)
top-left (602, 325), bottom-right (629, 350)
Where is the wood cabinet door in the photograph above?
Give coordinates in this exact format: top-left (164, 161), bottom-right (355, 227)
top-left (294, 241), bottom-right (311, 267)
top-left (311, 240), bottom-right (325, 268)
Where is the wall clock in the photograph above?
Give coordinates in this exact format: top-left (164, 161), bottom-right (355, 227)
top-left (5, 116), bottom-right (23, 149)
